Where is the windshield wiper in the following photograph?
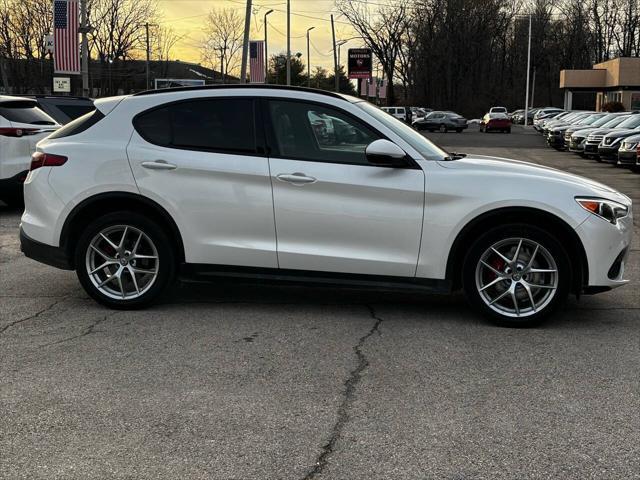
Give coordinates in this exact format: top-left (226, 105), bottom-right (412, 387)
top-left (444, 152), bottom-right (467, 161)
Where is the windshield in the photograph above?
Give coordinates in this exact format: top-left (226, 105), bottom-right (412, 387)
top-left (578, 114), bottom-right (605, 125)
top-left (357, 101), bottom-right (447, 160)
top-left (618, 115), bottom-right (640, 129)
top-left (592, 114), bottom-right (620, 128)
top-left (601, 116), bottom-right (629, 128)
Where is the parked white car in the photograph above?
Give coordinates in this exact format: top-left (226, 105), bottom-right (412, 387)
top-left (20, 86), bottom-right (633, 326)
top-left (489, 106), bottom-right (508, 114)
top-left (0, 96), bottom-right (59, 205)
top-left (381, 106), bottom-right (407, 122)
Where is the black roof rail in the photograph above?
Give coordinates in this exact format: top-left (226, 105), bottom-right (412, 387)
top-left (132, 83), bottom-right (346, 99)
top-left (9, 94), bottom-right (93, 101)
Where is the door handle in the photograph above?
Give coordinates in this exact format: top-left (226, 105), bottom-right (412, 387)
top-left (276, 172), bottom-right (317, 185)
top-left (141, 160), bottom-right (177, 171)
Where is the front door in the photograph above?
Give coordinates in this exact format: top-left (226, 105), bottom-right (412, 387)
top-left (265, 99), bottom-right (425, 277)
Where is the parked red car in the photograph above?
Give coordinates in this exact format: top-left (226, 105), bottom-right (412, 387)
top-left (480, 113), bottom-right (512, 133)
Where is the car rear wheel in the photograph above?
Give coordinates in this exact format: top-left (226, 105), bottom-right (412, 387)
top-left (75, 211), bottom-right (177, 309)
top-left (439, 124), bottom-right (447, 133)
top-left (463, 224), bottom-right (570, 327)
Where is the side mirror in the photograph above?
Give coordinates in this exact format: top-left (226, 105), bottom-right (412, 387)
top-left (365, 139), bottom-right (408, 167)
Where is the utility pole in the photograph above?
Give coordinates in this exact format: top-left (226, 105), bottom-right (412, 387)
top-left (240, 0), bottom-right (252, 83)
top-left (306, 27), bottom-right (314, 88)
top-left (524, 14), bottom-right (532, 126)
top-left (264, 9), bottom-right (273, 84)
top-left (286, 0), bottom-right (291, 85)
top-left (145, 23), bottom-right (151, 90)
top-left (331, 14), bottom-right (338, 92)
top-left (80, 0), bottom-right (89, 97)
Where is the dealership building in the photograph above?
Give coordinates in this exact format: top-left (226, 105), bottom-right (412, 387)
top-left (560, 57), bottom-right (640, 111)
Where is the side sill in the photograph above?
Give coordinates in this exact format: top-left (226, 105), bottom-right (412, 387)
top-left (180, 263), bottom-right (451, 294)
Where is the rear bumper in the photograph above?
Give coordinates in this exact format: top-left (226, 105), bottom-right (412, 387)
top-left (19, 227), bottom-right (72, 270)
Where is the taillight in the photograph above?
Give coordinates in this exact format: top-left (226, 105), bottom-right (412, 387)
top-left (0, 127), bottom-right (40, 137)
top-left (30, 151), bottom-right (68, 171)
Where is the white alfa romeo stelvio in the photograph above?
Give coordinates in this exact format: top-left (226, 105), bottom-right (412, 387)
top-left (20, 86), bottom-right (633, 326)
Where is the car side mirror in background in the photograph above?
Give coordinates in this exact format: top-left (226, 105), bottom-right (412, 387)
top-left (365, 139), bottom-right (408, 167)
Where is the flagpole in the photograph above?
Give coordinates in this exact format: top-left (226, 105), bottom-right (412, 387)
top-left (80, 0), bottom-right (89, 97)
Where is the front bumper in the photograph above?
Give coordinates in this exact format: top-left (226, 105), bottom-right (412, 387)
top-left (598, 145), bottom-right (621, 162)
top-left (568, 139), bottom-right (586, 153)
top-left (617, 151), bottom-right (638, 166)
top-left (20, 227), bottom-right (72, 270)
top-left (574, 211), bottom-right (633, 289)
top-left (547, 133), bottom-right (566, 148)
top-left (584, 142), bottom-right (600, 156)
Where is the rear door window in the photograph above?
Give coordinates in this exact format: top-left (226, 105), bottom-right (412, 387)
top-left (134, 98), bottom-right (257, 154)
top-left (0, 101), bottom-right (57, 125)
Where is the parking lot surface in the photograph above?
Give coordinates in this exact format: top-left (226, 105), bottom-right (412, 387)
top-left (1, 126), bottom-right (638, 479)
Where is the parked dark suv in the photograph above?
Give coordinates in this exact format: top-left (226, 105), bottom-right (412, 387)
top-left (12, 95), bottom-right (94, 125)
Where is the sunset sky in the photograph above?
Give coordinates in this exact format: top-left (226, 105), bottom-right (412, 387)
top-left (158, 0), bottom-right (364, 72)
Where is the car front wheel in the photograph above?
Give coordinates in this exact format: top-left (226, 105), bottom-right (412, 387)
top-left (75, 211), bottom-right (176, 309)
top-left (463, 224), bottom-right (570, 327)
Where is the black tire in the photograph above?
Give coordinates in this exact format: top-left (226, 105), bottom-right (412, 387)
top-left (456, 128), bottom-right (463, 133)
top-left (0, 192), bottom-right (24, 209)
top-left (462, 224), bottom-right (571, 327)
top-left (439, 124), bottom-right (447, 133)
top-left (75, 211), bottom-right (177, 309)
top-left (427, 129), bottom-right (434, 132)
top-left (506, 127), bottom-right (511, 133)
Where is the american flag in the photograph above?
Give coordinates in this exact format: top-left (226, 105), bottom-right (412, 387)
top-left (54, 0), bottom-right (80, 74)
top-left (249, 41), bottom-right (265, 83)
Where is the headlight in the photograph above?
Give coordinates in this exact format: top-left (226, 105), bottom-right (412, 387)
top-left (576, 197), bottom-right (629, 225)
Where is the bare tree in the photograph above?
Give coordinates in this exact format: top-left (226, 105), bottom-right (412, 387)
top-left (200, 8), bottom-right (243, 82)
top-left (336, 0), bottom-right (411, 103)
top-left (151, 25), bottom-right (183, 62)
top-left (87, 0), bottom-right (157, 62)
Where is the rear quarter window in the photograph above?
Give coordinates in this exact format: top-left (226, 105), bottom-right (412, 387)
top-left (47, 109), bottom-right (105, 139)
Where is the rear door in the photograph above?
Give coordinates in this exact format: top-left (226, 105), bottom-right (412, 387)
top-left (127, 97), bottom-right (278, 268)
top-left (265, 99), bottom-right (424, 277)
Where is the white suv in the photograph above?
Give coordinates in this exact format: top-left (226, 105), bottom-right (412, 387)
top-left (0, 96), bottom-right (59, 205)
top-left (20, 86), bottom-right (633, 326)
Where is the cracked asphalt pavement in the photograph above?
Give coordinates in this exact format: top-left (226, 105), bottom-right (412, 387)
top-left (1, 127), bottom-right (639, 479)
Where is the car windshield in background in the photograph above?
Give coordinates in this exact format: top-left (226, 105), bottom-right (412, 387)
top-left (579, 114), bottom-right (605, 125)
top-left (601, 116), bottom-right (630, 128)
top-left (489, 113), bottom-right (508, 119)
top-left (591, 114), bottom-right (622, 128)
top-left (617, 115), bottom-right (640, 129)
top-left (0, 101), bottom-right (56, 125)
top-left (357, 101), bottom-right (447, 160)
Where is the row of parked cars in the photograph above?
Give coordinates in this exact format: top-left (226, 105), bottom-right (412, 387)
top-left (534, 108), bottom-right (640, 172)
top-left (509, 107), bottom-right (564, 125)
top-left (0, 95), bottom-right (94, 206)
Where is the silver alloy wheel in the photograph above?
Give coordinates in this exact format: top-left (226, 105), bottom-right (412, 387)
top-left (85, 225), bottom-right (159, 300)
top-left (475, 237), bottom-right (559, 318)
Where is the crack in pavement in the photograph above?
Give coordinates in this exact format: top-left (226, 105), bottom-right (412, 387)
top-left (0, 296), bottom-right (70, 335)
top-left (301, 304), bottom-right (384, 480)
top-left (41, 311), bottom-right (118, 347)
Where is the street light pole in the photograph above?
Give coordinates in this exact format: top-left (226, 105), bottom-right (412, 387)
top-left (145, 23), bottom-right (150, 90)
top-left (264, 9), bottom-right (273, 84)
top-left (240, 0), bottom-right (252, 83)
top-left (306, 27), bottom-right (314, 88)
top-left (524, 14), bottom-right (532, 126)
top-left (286, 0), bottom-right (291, 85)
